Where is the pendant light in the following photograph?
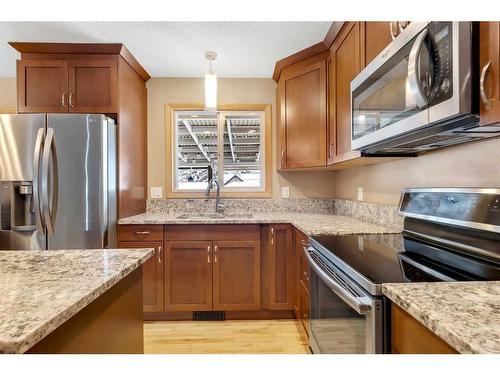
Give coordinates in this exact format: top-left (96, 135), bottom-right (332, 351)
top-left (204, 51), bottom-right (218, 112)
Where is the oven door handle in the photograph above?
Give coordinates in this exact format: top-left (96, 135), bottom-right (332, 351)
top-left (304, 246), bottom-right (372, 314)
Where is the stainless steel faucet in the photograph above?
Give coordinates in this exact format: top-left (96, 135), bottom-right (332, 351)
top-left (204, 155), bottom-right (223, 213)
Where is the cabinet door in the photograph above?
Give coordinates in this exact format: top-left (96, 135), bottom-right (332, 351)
top-left (363, 22), bottom-right (394, 66)
top-left (332, 22), bottom-right (363, 162)
top-left (280, 60), bottom-right (327, 168)
top-left (164, 241), bottom-right (213, 311)
top-left (212, 240), bottom-right (261, 311)
top-left (479, 22), bottom-right (500, 126)
top-left (299, 282), bottom-right (310, 336)
top-left (268, 225), bottom-right (294, 310)
top-left (17, 60), bottom-right (68, 113)
top-left (68, 60), bottom-right (118, 113)
top-left (118, 241), bottom-right (164, 312)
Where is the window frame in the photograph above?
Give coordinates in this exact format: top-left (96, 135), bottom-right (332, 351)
top-left (165, 103), bottom-right (272, 198)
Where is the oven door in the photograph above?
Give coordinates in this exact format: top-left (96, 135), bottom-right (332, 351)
top-left (305, 246), bottom-right (383, 354)
top-left (351, 22), bottom-right (468, 151)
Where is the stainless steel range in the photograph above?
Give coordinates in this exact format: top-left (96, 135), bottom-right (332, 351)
top-left (305, 188), bottom-right (500, 354)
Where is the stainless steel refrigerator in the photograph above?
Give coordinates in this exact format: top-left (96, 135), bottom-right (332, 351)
top-left (0, 113), bottom-right (117, 250)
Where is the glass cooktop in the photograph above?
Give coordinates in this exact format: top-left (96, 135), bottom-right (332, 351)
top-left (308, 233), bottom-right (500, 295)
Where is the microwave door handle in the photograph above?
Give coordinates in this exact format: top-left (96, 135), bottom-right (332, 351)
top-left (33, 128), bottom-right (45, 233)
top-left (303, 246), bottom-right (372, 314)
top-left (41, 128), bottom-right (58, 235)
top-left (407, 29), bottom-right (429, 108)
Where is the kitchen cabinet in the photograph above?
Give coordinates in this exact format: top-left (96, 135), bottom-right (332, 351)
top-left (17, 58), bottom-right (117, 113)
top-left (362, 22), bottom-right (394, 66)
top-left (164, 241), bottom-right (213, 311)
top-left (163, 225), bottom-right (261, 312)
top-left (68, 60), bottom-right (118, 113)
top-left (17, 60), bottom-right (69, 113)
top-left (267, 224), bottom-right (294, 310)
top-left (277, 53), bottom-right (328, 169)
top-left (391, 304), bottom-right (457, 354)
top-left (212, 241), bottom-right (261, 310)
top-left (11, 42), bottom-right (149, 219)
top-left (118, 241), bottom-right (164, 313)
top-left (479, 22), bottom-right (500, 127)
top-left (294, 228), bottom-right (310, 336)
top-left (328, 22), bottom-right (363, 164)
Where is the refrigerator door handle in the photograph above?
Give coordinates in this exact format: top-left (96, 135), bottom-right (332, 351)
top-left (33, 128), bottom-right (45, 233)
top-left (41, 128), bottom-right (58, 235)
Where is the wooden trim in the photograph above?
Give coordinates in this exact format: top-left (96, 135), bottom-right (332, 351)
top-left (272, 42), bottom-right (327, 82)
top-left (165, 103), bottom-right (272, 199)
top-left (323, 22), bottom-right (346, 49)
top-left (144, 309), bottom-right (294, 321)
top-left (0, 107), bottom-right (16, 114)
top-left (9, 42), bottom-right (150, 82)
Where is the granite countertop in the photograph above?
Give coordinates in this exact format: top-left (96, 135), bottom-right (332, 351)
top-left (118, 212), bottom-right (402, 236)
top-left (383, 282), bottom-right (500, 354)
top-left (0, 248), bottom-right (154, 354)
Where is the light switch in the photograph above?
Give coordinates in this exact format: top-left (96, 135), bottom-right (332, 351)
top-left (282, 186), bottom-right (290, 199)
top-left (357, 186), bottom-right (363, 201)
top-left (150, 187), bottom-right (163, 199)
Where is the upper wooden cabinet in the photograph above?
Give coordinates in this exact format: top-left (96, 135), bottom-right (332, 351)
top-left (362, 22), bottom-right (394, 66)
top-left (479, 22), bottom-right (500, 127)
top-left (68, 60), bottom-right (118, 113)
top-left (328, 22), bottom-right (363, 164)
top-left (17, 60), bottom-right (68, 113)
top-left (11, 42), bottom-right (150, 219)
top-left (17, 58), bottom-right (118, 114)
top-left (277, 53), bottom-right (328, 169)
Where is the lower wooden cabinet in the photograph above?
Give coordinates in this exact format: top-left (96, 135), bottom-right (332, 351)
top-left (294, 228), bottom-right (310, 335)
top-left (164, 241), bottom-right (213, 311)
top-left (267, 224), bottom-right (294, 310)
top-left (391, 304), bottom-right (457, 354)
top-left (164, 240), bottom-right (261, 312)
top-left (118, 241), bottom-right (164, 312)
top-left (212, 241), bottom-right (261, 311)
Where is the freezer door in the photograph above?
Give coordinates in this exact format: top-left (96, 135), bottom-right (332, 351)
top-left (46, 114), bottom-right (116, 250)
top-left (0, 114), bottom-right (46, 250)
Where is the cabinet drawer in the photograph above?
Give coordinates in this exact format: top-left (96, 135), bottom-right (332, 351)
top-left (119, 225), bottom-right (163, 242)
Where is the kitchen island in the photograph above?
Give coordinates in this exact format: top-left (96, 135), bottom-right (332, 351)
top-left (0, 248), bottom-right (153, 354)
top-left (383, 282), bottom-right (500, 354)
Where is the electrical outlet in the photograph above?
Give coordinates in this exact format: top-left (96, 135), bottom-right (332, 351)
top-left (357, 186), bottom-right (364, 201)
top-left (281, 186), bottom-right (290, 199)
top-left (150, 187), bottom-right (163, 199)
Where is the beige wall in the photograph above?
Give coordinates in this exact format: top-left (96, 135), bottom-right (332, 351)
top-left (0, 78), bottom-right (16, 110)
top-left (332, 136), bottom-right (500, 206)
top-left (147, 77), bottom-right (336, 199)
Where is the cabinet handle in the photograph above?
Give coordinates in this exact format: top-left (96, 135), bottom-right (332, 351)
top-left (480, 60), bottom-right (492, 110)
top-left (281, 149), bottom-right (285, 167)
top-left (270, 227), bottom-right (275, 245)
top-left (214, 245), bottom-right (218, 263)
top-left (69, 93), bottom-right (74, 108)
top-left (61, 92), bottom-right (67, 108)
top-left (390, 21), bottom-right (398, 40)
top-left (157, 246), bottom-right (162, 264)
top-left (329, 142), bottom-right (334, 158)
top-left (207, 245), bottom-right (211, 263)
top-left (134, 230), bottom-right (151, 235)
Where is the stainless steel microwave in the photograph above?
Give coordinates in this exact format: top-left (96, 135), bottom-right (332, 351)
top-left (350, 22), bottom-right (500, 154)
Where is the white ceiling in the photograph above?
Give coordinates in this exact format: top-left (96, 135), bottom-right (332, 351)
top-left (0, 22), bottom-right (331, 78)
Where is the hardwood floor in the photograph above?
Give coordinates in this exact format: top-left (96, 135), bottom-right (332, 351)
top-left (144, 319), bottom-right (310, 354)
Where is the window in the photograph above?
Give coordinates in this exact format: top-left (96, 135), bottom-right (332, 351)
top-left (167, 104), bottom-right (271, 197)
